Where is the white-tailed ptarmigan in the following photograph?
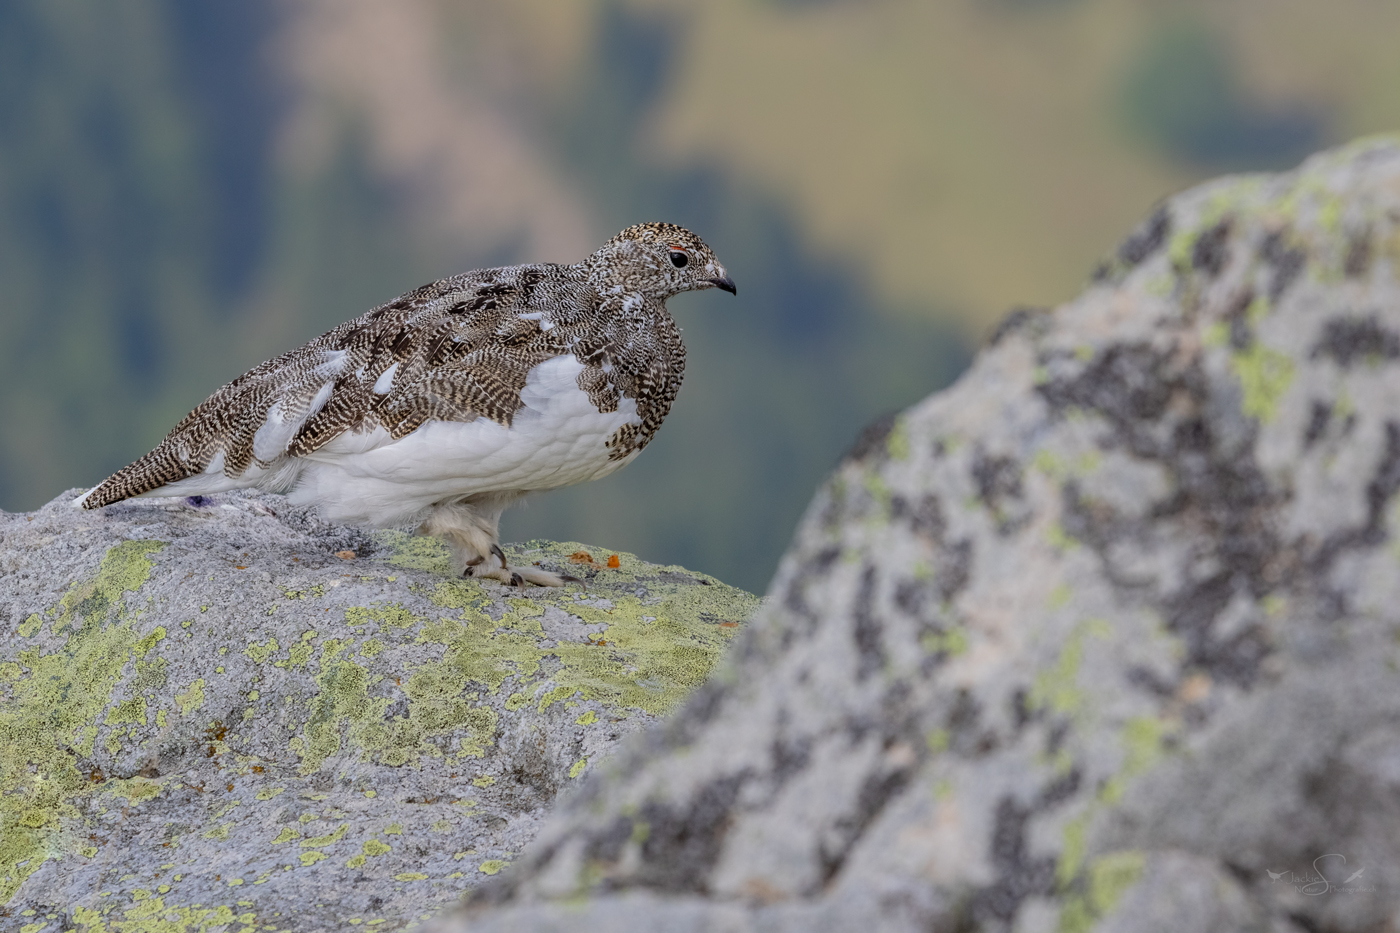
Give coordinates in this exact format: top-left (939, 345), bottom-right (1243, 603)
top-left (76, 223), bottom-right (736, 586)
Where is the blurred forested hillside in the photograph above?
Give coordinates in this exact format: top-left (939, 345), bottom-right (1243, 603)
top-left (2, 0), bottom-right (1398, 591)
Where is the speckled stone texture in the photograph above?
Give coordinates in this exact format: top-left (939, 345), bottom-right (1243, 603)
top-left (439, 137), bottom-right (1400, 933)
top-left (0, 490), bottom-right (757, 931)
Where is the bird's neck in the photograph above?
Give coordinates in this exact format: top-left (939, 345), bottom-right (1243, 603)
top-left (582, 242), bottom-right (667, 303)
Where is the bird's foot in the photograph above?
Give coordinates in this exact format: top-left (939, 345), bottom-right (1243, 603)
top-left (463, 545), bottom-right (580, 588)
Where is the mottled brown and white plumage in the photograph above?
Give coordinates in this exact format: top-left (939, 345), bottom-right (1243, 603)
top-left (77, 223), bottom-right (735, 585)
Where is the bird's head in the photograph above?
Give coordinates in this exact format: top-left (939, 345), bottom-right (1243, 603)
top-left (587, 222), bottom-right (736, 301)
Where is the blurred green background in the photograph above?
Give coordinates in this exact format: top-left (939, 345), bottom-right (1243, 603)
top-left (2, 0), bottom-right (1398, 592)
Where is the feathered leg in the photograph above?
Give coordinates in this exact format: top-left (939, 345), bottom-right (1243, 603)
top-left (419, 494), bottom-right (573, 587)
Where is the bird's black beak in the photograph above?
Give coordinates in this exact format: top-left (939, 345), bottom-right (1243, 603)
top-left (708, 276), bottom-right (737, 295)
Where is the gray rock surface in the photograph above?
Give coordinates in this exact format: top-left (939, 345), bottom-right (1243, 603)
top-left (442, 136), bottom-right (1400, 932)
top-left (0, 491), bottom-right (757, 931)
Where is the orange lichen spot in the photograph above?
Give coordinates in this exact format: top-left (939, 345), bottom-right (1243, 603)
top-left (226, 783), bottom-right (234, 792)
top-left (234, 565), bottom-right (247, 570)
top-left (607, 554), bottom-right (620, 568)
top-left (719, 621), bottom-right (741, 629)
top-left (251, 765), bottom-right (265, 774)
top-left (569, 551), bottom-right (596, 564)
top-left (335, 550), bottom-right (357, 560)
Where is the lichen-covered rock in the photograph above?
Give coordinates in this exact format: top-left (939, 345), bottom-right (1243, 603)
top-left (442, 136), bottom-right (1400, 932)
top-left (0, 491), bottom-right (757, 931)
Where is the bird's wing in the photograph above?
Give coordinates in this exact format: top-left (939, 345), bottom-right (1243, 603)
top-left (81, 269), bottom-right (576, 508)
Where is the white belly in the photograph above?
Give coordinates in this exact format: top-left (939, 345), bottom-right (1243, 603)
top-left (285, 355), bottom-right (641, 526)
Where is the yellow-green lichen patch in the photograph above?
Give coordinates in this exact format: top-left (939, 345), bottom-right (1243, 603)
top-left (486, 548), bottom-right (759, 716)
top-left (1099, 716), bottom-right (1169, 804)
top-left (202, 822), bottom-right (233, 841)
top-left (1031, 449), bottom-right (1101, 484)
top-left (575, 710), bottom-right (598, 725)
top-left (862, 469), bottom-right (893, 517)
top-left (345, 604), bottom-right (421, 630)
top-left (107, 642), bottom-right (169, 730)
top-left (175, 678), bottom-right (206, 716)
top-left (244, 636), bottom-right (279, 663)
top-left (885, 417), bottom-right (911, 460)
top-left (1232, 342), bottom-right (1295, 423)
top-left (1057, 811), bottom-right (1092, 887)
top-left (1167, 206), bottom-right (1231, 273)
top-left (373, 530), bottom-right (456, 574)
top-left (74, 898), bottom-right (247, 933)
top-left (135, 626), bottom-right (167, 656)
top-left (279, 630), bottom-right (319, 669)
top-left (478, 859), bottom-right (508, 875)
top-left (919, 628), bottom-right (968, 657)
top-left (305, 636), bottom-right (502, 771)
top-left (271, 827), bottom-right (300, 845)
top-left (1203, 321), bottom-right (1229, 348)
top-left (103, 777), bottom-right (163, 808)
top-left (1058, 849), bottom-right (1147, 933)
top-left (284, 539), bottom-right (754, 780)
top-left (1044, 522), bottom-right (1079, 553)
top-left (296, 659), bottom-right (391, 774)
top-left (1030, 620), bottom-right (1112, 717)
top-left (49, 540), bottom-right (169, 637)
top-left (569, 758), bottom-right (588, 779)
top-left (419, 597), bottom-right (544, 681)
top-left (0, 540), bottom-right (167, 903)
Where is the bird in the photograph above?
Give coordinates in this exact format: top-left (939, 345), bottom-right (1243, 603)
top-left (76, 222), bottom-right (736, 586)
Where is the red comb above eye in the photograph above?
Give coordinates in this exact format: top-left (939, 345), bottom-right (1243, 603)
top-left (667, 244), bottom-right (687, 252)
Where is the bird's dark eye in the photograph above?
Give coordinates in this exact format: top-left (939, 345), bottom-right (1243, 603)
top-left (669, 250), bottom-right (689, 269)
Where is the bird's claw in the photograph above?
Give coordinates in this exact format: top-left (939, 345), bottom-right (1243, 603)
top-left (461, 547), bottom-right (577, 588)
